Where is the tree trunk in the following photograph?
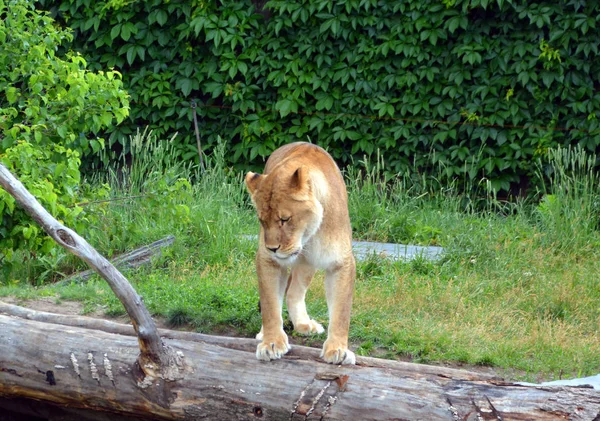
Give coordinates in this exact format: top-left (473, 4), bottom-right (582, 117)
top-left (1, 307), bottom-right (600, 421)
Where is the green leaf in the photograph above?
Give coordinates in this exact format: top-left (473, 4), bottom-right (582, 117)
top-left (275, 98), bottom-right (294, 117)
top-left (121, 23), bottom-right (131, 41)
top-left (180, 78), bottom-right (193, 96)
top-left (316, 95), bottom-right (334, 111)
top-left (54, 163), bottom-right (66, 177)
top-left (126, 45), bottom-right (137, 65)
top-left (57, 125), bottom-right (68, 139)
top-left (447, 16), bottom-right (461, 34)
top-left (204, 81), bottom-right (223, 97)
top-left (110, 24), bottom-right (122, 40)
top-left (541, 72), bottom-right (554, 87)
top-left (6, 87), bottom-right (18, 104)
top-left (156, 10), bottom-right (168, 26)
top-left (136, 45), bottom-right (145, 61)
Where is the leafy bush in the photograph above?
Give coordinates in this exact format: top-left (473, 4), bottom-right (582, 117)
top-left (42, 0), bottom-right (600, 192)
top-left (0, 0), bottom-right (129, 278)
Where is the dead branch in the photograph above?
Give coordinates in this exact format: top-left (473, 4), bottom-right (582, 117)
top-left (56, 235), bottom-right (176, 285)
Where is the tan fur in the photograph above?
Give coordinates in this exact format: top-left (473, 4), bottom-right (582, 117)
top-left (245, 142), bottom-right (356, 365)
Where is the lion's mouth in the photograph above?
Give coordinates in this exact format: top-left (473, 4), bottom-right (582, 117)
top-left (273, 249), bottom-right (301, 262)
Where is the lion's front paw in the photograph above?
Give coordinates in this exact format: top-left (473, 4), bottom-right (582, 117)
top-left (294, 319), bottom-right (325, 335)
top-left (256, 334), bottom-right (291, 361)
top-left (321, 341), bottom-right (355, 365)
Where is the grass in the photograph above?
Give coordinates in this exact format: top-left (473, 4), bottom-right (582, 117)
top-left (2, 137), bottom-right (600, 383)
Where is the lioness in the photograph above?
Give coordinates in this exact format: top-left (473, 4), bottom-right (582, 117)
top-left (245, 142), bottom-right (356, 365)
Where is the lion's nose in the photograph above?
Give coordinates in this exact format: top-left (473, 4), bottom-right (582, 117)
top-left (266, 245), bottom-right (280, 253)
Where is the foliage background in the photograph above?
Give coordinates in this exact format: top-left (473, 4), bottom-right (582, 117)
top-left (0, 0), bottom-right (129, 276)
top-left (39, 0), bottom-right (600, 192)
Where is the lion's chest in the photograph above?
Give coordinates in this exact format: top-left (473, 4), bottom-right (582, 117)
top-left (301, 237), bottom-right (345, 270)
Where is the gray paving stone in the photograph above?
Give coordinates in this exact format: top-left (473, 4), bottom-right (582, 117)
top-left (352, 241), bottom-right (444, 261)
top-left (519, 375), bottom-right (600, 390)
top-left (242, 235), bottom-right (444, 261)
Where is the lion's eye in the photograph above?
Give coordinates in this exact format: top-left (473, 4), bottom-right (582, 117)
top-left (280, 217), bottom-right (290, 225)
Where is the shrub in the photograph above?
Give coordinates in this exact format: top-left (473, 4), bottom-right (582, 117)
top-left (0, 0), bottom-right (129, 279)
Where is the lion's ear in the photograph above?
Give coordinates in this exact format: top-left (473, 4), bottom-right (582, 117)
top-left (290, 166), bottom-right (311, 200)
top-left (245, 172), bottom-right (264, 194)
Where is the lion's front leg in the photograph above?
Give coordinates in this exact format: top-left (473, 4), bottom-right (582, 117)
top-left (255, 256), bottom-right (290, 361)
top-left (322, 253), bottom-right (356, 365)
top-left (287, 263), bottom-right (324, 336)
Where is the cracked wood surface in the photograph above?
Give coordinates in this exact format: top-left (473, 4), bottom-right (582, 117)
top-left (1, 314), bottom-right (600, 421)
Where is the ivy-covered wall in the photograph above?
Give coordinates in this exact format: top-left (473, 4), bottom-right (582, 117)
top-left (41, 0), bottom-right (600, 192)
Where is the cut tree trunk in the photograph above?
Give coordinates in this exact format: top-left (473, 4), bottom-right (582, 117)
top-left (2, 307), bottom-right (600, 421)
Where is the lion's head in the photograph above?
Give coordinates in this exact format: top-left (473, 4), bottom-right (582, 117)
top-left (245, 165), bottom-right (323, 264)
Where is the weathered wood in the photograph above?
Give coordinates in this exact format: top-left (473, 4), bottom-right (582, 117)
top-left (0, 301), bottom-right (498, 381)
top-left (1, 313), bottom-right (599, 421)
top-left (0, 397), bottom-right (146, 421)
top-left (56, 235), bottom-right (176, 285)
top-left (0, 164), bottom-right (179, 387)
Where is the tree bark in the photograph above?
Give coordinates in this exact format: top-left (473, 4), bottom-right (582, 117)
top-left (0, 301), bottom-right (498, 381)
top-left (1, 310), bottom-right (599, 421)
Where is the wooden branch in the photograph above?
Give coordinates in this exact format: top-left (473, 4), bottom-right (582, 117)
top-left (56, 235), bottom-right (176, 285)
top-left (0, 301), bottom-right (498, 382)
top-left (1, 313), bottom-right (599, 421)
top-left (0, 164), bottom-right (179, 390)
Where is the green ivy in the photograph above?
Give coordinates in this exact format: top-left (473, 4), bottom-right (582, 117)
top-left (41, 0), bottom-right (600, 192)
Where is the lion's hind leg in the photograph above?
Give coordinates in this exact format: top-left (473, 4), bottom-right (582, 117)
top-left (286, 264), bottom-right (324, 335)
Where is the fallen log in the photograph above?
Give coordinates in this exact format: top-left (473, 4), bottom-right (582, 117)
top-left (56, 235), bottom-right (176, 286)
top-left (2, 310), bottom-right (600, 421)
top-left (0, 301), bottom-right (498, 381)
